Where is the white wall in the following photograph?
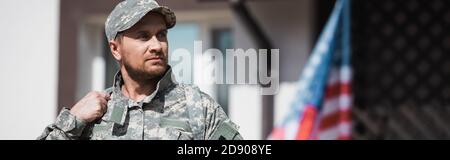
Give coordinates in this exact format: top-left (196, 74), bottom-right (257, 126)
top-left (229, 85), bottom-right (262, 140)
top-left (0, 0), bottom-right (60, 139)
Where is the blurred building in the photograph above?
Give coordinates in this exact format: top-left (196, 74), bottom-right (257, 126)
top-left (0, 0), bottom-right (316, 140)
top-left (54, 0), bottom-right (316, 140)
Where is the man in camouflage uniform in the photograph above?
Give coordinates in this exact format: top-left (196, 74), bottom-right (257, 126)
top-left (38, 0), bottom-right (242, 140)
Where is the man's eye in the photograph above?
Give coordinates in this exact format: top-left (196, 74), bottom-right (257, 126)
top-left (157, 32), bottom-right (167, 38)
top-left (138, 34), bottom-right (150, 40)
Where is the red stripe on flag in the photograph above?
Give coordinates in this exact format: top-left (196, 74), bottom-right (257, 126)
top-left (338, 135), bottom-right (352, 140)
top-left (318, 109), bottom-right (351, 131)
top-left (296, 105), bottom-right (318, 140)
top-left (324, 83), bottom-right (351, 99)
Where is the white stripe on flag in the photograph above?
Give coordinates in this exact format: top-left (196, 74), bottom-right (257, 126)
top-left (340, 66), bottom-right (352, 84)
top-left (318, 122), bottom-right (352, 140)
top-left (322, 94), bottom-right (351, 117)
top-left (285, 117), bottom-right (300, 140)
top-left (327, 66), bottom-right (352, 86)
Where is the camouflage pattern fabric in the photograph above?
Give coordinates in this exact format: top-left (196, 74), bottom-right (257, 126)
top-left (37, 67), bottom-right (243, 140)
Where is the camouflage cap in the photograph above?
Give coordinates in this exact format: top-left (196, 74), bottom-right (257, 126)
top-left (105, 0), bottom-right (176, 41)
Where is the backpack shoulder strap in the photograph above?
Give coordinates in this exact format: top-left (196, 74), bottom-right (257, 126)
top-left (104, 87), bottom-right (114, 95)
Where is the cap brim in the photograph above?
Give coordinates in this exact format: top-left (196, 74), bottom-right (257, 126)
top-left (117, 6), bottom-right (176, 34)
top-left (151, 6), bottom-right (176, 29)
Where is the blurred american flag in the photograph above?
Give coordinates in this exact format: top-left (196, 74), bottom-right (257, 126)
top-left (269, 0), bottom-right (352, 140)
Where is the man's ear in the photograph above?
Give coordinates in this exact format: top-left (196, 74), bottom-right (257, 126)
top-left (109, 40), bottom-right (122, 61)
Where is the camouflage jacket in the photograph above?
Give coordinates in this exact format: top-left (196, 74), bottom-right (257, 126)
top-left (38, 68), bottom-right (242, 140)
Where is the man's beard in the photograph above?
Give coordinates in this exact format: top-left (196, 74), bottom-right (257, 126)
top-left (123, 58), bottom-right (167, 82)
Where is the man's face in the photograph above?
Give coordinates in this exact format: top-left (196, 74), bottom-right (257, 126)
top-left (113, 12), bottom-right (169, 80)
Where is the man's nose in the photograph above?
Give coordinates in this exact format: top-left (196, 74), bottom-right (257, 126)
top-left (148, 36), bottom-right (162, 54)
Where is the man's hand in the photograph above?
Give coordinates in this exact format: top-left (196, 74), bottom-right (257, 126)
top-left (70, 91), bottom-right (111, 122)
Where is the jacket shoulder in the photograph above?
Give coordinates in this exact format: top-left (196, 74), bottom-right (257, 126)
top-left (177, 84), bottom-right (218, 106)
